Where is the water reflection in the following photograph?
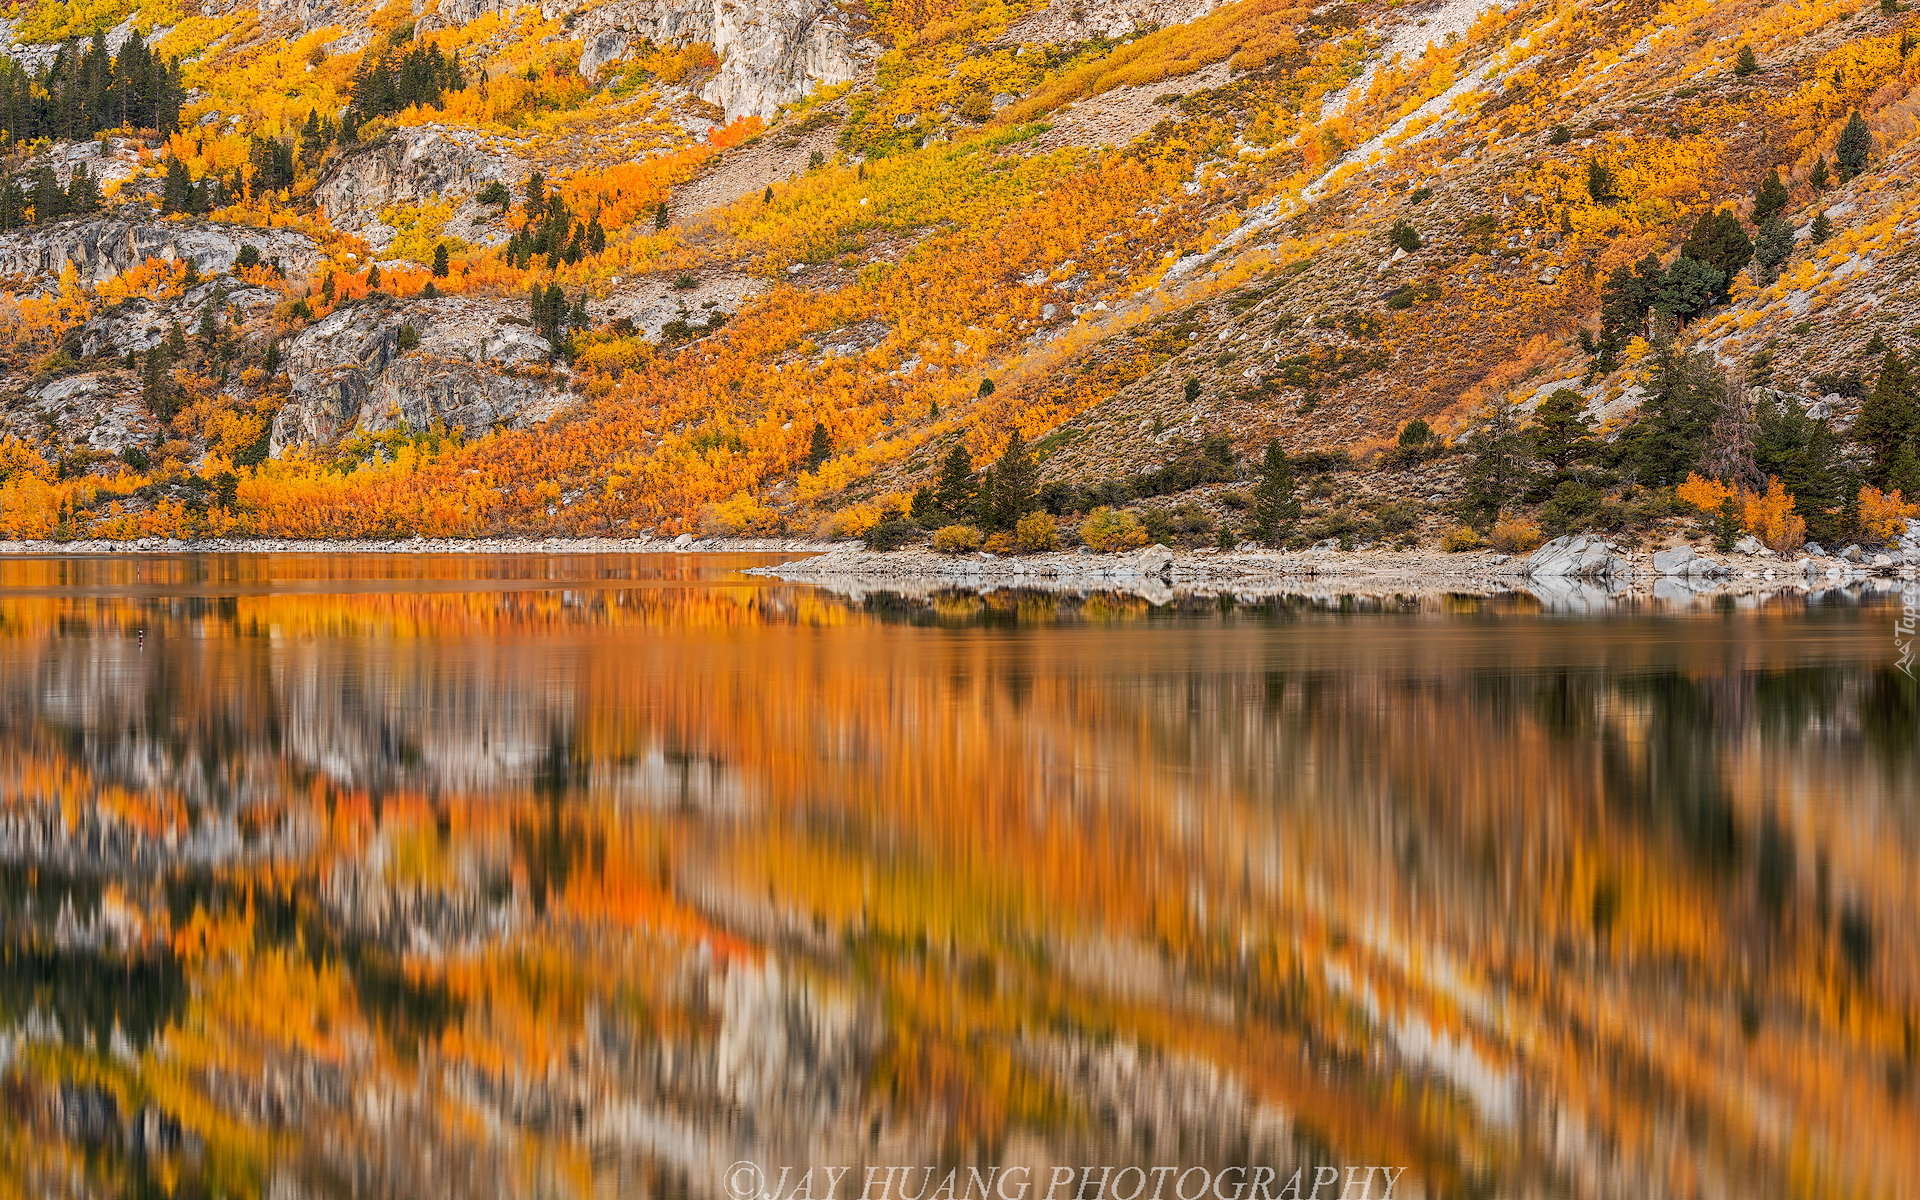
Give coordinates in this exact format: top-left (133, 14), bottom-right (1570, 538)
top-left (0, 555), bottom-right (1914, 1200)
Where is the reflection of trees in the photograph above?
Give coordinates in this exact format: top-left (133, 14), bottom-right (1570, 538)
top-left (0, 581), bottom-right (1912, 1199)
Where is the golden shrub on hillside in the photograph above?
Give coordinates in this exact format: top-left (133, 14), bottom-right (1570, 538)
top-left (1080, 507), bottom-right (1147, 552)
top-left (1014, 511), bottom-right (1059, 552)
top-left (931, 523), bottom-right (983, 553)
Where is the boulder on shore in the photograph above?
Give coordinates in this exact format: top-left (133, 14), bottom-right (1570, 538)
top-left (1526, 535), bottom-right (1626, 580)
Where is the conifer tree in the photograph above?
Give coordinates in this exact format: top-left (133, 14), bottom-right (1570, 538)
top-left (982, 430), bottom-right (1038, 530)
top-left (934, 444), bottom-right (975, 518)
top-left (1529, 389), bottom-right (1596, 470)
top-left (1250, 440), bottom-right (1298, 545)
top-left (1836, 110), bottom-right (1873, 181)
top-left (1751, 215), bottom-right (1794, 283)
top-left (1752, 169), bottom-right (1789, 221)
top-left (431, 243), bottom-right (449, 277)
top-left (1733, 44), bottom-right (1758, 76)
top-left (1622, 327), bottom-right (1725, 486)
top-left (1855, 351), bottom-right (1918, 488)
top-left (1459, 398), bottom-right (1534, 526)
top-left (160, 158), bottom-right (192, 214)
top-left (804, 421), bottom-right (832, 470)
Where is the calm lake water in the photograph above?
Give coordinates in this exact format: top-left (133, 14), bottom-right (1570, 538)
top-left (0, 553), bottom-right (1914, 1200)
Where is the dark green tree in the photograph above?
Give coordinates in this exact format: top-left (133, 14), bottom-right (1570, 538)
top-left (1458, 398), bottom-right (1534, 527)
top-left (1654, 255), bottom-right (1725, 321)
top-left (1733, 44), bottom-right (1758, 76)
top-left (1810, 211), bottom-right (1833, 243)
top-left (1388, 219), bottom-right (1421, 251)
top-left (66, 165), bottom-right (100, 213)
top-left (1528, 388), bottom-right (1596, 469)
top-left (803, 420), bottom-right (832, 470)
top-left (1810, 156), bottom-right (1831, 190)
top-left (160, 157), bottom-right (192, 214)
top-left (1754, 389), bottom-right (1852, 542)
top-left (1751, 215), bottom-right (1794, 283)
top-left (981, 430), bottom-right (1039, 530)
top-left (1753, 169), bottom-right (1790, 221)
top-left (934, 444), bottom-right (975, 518)
top-left (1678, 207), bottom-right (1752, 287)
top-left (977, 377), bottom-right (995, 398)
top-left (1621, 329), bottom-right (1725, 486)
top-left (1855, 351), bottom-right (1918, 487)
top-left (1836, 110), bottom-right (1873, 181)
top-left (1250, 440), bottom-right (1298, 545)
top-left (1586, 160), bottom-right (1618, 204)
top-left (431, 243), bottom-right (449, 276)
top-left (30, 165), bottom-right (64, 222)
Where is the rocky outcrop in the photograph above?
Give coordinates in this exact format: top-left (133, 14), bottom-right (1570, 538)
top-left (1525, 535), bottom-right (1629, 580)
top-left (1650, 544), bottom-right (1729, 580)
top-left (1008, 0), bottom-right (1221, 42)
top-left (311, 128), bottom-right (525, 252)
top-left (77, 282), bottom-right (284, 357)
top-left (567, 0), bottom-right (877, 119)
top-left (0, 217), bottom-right (320, 291)
top-left (271, 296), bottom-right (568, 453)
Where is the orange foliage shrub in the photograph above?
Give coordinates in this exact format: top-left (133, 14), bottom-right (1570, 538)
top-left (1676, 473), bottom-right (1734, 512)
top-left (1859, 485), bottom-right (1919, 543)
top-left (1740, 477), bottom-right (1807, 552)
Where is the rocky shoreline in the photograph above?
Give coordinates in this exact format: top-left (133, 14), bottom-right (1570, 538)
top-left (748, 534), bottom-right (1920, 606)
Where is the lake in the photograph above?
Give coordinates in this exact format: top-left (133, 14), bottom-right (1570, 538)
top-left (0, 553), bottom-right (1913, 1200)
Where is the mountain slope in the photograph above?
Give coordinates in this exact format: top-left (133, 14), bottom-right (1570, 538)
top-left (0, 0), bottom-right (1914, 547)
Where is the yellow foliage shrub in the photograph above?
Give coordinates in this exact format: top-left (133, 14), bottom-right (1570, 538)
top-left (931, 523), bottom-right (983, 553)
top-left (1079, 507), bottom-right (1147, 552)
top-left (1489, 517), bottom-right (1544, 553)
top-left (1440, 526), bottom-right (1483, 552)
top-left (1013, 510), bottom-right (1058, 553)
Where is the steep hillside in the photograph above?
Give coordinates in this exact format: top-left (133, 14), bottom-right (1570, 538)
top-left (0, 0), bottom-right (1916, 550)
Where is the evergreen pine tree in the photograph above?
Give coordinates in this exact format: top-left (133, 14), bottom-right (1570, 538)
top-left (1678, 207), bottom-right (1752, 290)
top-left (934, 444), bottom-right (975, 518)
top-left (66, 165), bottom-right (99, 213)
top-left (1529, 389), bottom-right (1596, 469)
top-left (1250, 440), bottom-right (1298, 545)
top-left (1622, 327), bottom-right (1726, 486)
top-left (982, 430), bottom-right (1038, 530)
top-left (1733, 44), bottom-right (1759, 76)
top-left (653, 201), bottom-right (669, 230)
top-left (1751, 215), bottom-right (1794, 283)
top-left (1459, 398), bottom-right (1534, 526)
top-left (803, 421), bottom-right (832, 470)
top-left (1836, 110), bottom-right (1873, 181)
top-left (1855, 351), bottom-right (1918, 487)
top-left (1752, 169), bottom-right (1789, 221)
top-left (1811, 211), bottom-right (1833, 243)
top-left (431, 243), bottom-right (449, 276)
top-left (160, 158), bottom-right (192, 214)
top-left (1810, 156), bottom-right (1830, 190)
top-left (29, 166), bottom-right (63, 222)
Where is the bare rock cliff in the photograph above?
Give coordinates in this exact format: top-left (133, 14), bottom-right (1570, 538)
top-left (272, 296), bottom-right (568, 453)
